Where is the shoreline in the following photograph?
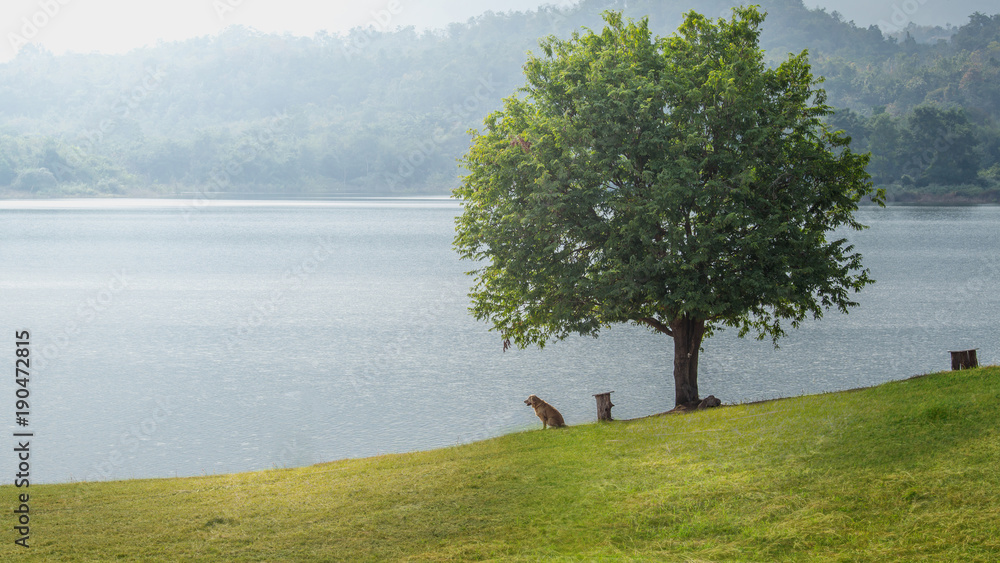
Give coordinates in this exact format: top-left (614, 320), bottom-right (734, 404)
top-left (2, 189), bottom-right (998, 206)
top-left (16, 367), bottom-right (982, 488)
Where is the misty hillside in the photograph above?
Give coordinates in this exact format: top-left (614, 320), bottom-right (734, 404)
top-left (0, 0), bottom-right (998, 198)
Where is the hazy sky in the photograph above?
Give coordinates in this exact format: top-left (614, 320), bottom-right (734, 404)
top-left (800, 0), bottom-right (996, 30)
top-left (2, 0), bottom-right (995, 63)
top-left (0, 0), bottom-right (573, 62)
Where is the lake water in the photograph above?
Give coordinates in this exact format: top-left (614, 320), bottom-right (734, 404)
top-left (2, 199), bottom-right (998, 484)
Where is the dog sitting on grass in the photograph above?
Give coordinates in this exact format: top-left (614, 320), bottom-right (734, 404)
top-left (524, 395), bottom-right (566, 429)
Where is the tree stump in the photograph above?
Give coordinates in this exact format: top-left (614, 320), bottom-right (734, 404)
top-left (949, 349), bottom-right (979, 370)
top-left (593, 391), bottom-right (614, 421)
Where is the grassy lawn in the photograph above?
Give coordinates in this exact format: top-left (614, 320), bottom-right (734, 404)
top-left (4, 367), bottom-right (1000, 561)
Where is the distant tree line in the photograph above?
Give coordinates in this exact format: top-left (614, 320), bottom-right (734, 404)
top-left (0, 1), bottom-right (997, 200)
top-left (817, 12), bottom-right (1000, 201)
top-left (829, 104), bottom-right (999, 201)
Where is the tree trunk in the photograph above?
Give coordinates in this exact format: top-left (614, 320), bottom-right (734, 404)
top-left (671, 315), bottom-right (706, 407)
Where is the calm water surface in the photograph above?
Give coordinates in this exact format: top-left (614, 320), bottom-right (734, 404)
top-left (1, 199), bottom-right (998, 483)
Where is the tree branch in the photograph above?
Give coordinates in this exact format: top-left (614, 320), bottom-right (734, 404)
top-left (639, 317), bottom-right (673, 336)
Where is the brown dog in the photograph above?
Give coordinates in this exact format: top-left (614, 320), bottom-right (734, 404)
top-left (524, 395), bottom-right (566, 429)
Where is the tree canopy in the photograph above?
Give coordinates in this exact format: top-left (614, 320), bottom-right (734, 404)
top-left (454, 7), bottom-right (883, 407)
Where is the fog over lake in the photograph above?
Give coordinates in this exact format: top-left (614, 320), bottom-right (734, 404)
top-left (1, 199), bottom-right (997, 483)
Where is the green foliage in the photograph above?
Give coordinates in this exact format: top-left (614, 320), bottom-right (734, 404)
top-left (812, 11), bottom-right (1000, 199)
top-left (11, 167), bottom-right (56, 192)
top-left (0, 156), bottom-right (15, 186)
top-left (952, 12), bottom-right (1000, 52)
top-left (455, 8), bottom-right (880, 356)
top-left (829, 103), bottom-right (999, 199)
top-left (0, 132), bottom-right (135, 195)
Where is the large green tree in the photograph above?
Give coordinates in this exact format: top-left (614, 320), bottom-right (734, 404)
top-left (453, 7), bottom-right (882, 407)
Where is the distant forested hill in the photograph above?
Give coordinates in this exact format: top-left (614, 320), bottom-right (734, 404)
top-left (0, 0), bottom-right (997, 200)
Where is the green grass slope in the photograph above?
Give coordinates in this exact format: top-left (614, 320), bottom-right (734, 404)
top-left (4, 367), bottom-right (1000, 561)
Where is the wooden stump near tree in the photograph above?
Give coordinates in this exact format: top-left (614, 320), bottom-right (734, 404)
top-left (949, 349), bottom-right (979, 370)
top-left (593, 391), bottom-right (614, 422)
